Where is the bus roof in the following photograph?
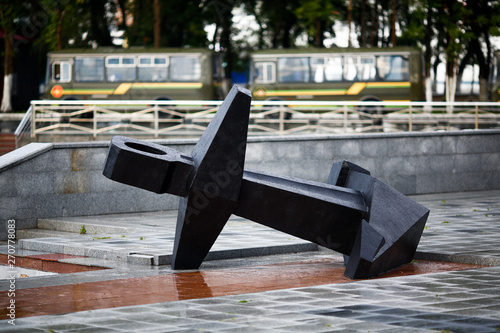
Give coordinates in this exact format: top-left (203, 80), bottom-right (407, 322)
top-left (47, 47), bottom-right (213, 57)
top-left (251, 47), bottom-right (421, 57)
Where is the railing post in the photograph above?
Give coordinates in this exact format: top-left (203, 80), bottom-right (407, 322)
top-left (93, 105), bottom-right (97, 138)
top-left (21, 100), bottom-right (496, 139)
top-left (279, 106), bottom-right (284, 134)
top-left (14, 105), bottom-right (32, 149)
top-left (409, 105), bottom-right (413, 132)
top-left (475, 105), bottom-right (479, 130)
top-left (31, 103), bottom-right (36, 138)
top-left (154, 104), bottom-right (159, 138)
top-left (343, 105), bottom-right (348, 130)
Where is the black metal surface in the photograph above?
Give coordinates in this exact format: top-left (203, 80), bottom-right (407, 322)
top-left (102, 84), bottom-right (430, 279)
top-left (171, 85), bottom-right (251, 269)
top-left (103, 135), bottom-right (194, 196)
top-left (328, 165), bottom-right (430, 279)
top-left (235, 170), bottom-right (367, 255)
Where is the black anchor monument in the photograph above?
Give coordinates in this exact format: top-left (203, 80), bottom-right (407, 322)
top-left (103, 85), bottom-right (430, 279)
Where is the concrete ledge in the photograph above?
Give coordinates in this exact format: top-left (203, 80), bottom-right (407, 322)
top-left (415, 251), bottom-right (500, 266)
top-left (0, 143), bottom-right (53, 172)
top-left (1, 129), bottom-right (500, 240)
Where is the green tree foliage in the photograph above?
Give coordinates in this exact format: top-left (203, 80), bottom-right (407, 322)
top-left (127, 0), bottom-right (208, 47)
top-left (383, 0), bottom-right (500, 101)
top-left (37, 0), bottom-right (115, 50)
top-left (242, 0), bottom-right (302, 49)
top-left (295, 0), bottom-right (344, 47)
top-left (0, 1), bottom-right (44, 111)
top-left (461, 0), bottom-right (500, 100)
top-left (0, 1), bottom-right (16, 112)
top-left (398, 0), bottom-right (443, 101)
top-left (351, 0), bottom-right (414, 48)
top-left (2, 0), bottom-right (500, 107)
top-left (203, 0), bottom-right (236, 92)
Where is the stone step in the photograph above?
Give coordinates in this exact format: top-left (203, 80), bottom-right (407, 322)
top-left (16, 228), bottom-right (77, 239)
top-left (37, 218), bottom-right (134, 235)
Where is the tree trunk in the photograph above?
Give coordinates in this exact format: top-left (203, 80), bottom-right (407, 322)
top-left (220, 0), bottom-right (232, 95)
top-left (471, 38), bottom-right (490, 101)
top-left (348, 0), bottom-right (352, 47)
top-left (315, 20), bottom-right (322, 47)
top-left (423, 1), bottom-right (432, 103)
top-left (425, 77), bottom-right (433, 109)
top-left (361, 0), bottom-right (366, 46)
top-left (56, 7), bottom-right (64, 50)
top-left (369, 1), bottom-right (378, 46)
top-left (1, 34), bottom-right (13, 112)
top-left (445, 58), bottom-right (457, 112)
top-left (479, 77), bottom-right (488, 101)
top-left (445, 74), bottom-right (456, 112)
top-left (271, 21), bottom-right (281, 48)
top-left (282, 20), bottom-right (293, 48)
top-left (456, 48), bottom-right (473, 96)
top-left (116, 0), bottom-right (128, 31)
top-left (89, 0), bottom-right (113, 46)
top-left (390, 0), bottom-right (396, 46)
top-left (154, 0), bottom-right (161, 48)
top-left (212, 22), bottom-right (220, 50)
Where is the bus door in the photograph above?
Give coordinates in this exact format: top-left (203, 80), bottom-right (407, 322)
top-left (49, 59), bottom-right (73, 99)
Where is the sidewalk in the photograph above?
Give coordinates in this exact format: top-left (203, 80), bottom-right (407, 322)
top-left (1, 190), bottom-right (499, 332)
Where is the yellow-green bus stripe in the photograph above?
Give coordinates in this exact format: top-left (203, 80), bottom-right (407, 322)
top-left (130, 82), bottom-right (203, 89)
top-left (366, 82), bottom-right (411, 88)
top-left (62, 89), bottom-right (115, 95)
top-left (264, 89), bottom-right (347, 96)
top-left (262, 82), bottom-right (411, 97)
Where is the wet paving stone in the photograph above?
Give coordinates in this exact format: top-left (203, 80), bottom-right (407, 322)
top-left (312, 304), bottom-right (500, 332)
top-left (0, 190), bottom-right (499, 332)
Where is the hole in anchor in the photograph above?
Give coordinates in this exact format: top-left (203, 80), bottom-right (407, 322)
top-left (125, 141), bottom-right (167, 155)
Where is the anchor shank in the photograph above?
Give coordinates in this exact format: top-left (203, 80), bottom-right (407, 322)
top-left (235, 170), bottom-right (368, 255)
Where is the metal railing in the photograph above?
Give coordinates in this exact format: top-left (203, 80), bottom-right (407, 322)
top-left (14, 106), bottom-right (32, 148)
top-left (14, 100), bottom-right (500, 146)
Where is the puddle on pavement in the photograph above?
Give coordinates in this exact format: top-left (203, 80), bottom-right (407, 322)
top-left (1, 257), bottom-right (486, 319)
top-left (0, 253), bottom-right (107, 279)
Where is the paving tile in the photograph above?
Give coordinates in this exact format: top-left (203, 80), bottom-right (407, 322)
top-left (38, 323), bottom-right (98, 331)
top-left (0, 327), bottom-right (48, 333)
top-left (1, 190), bottom-right (500, 332)
top-left (104, 320), bottom-right (168, 331)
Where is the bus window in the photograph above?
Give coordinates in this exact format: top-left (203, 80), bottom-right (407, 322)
top-left (377, 55), bottom-right (409, 81)
top-left (278, 57), bottom-right (310, 83)
top-left (311, 58), bottom-right (326, 83)
top-left (344, 55), bottom-right (376, 81)
top-left (170, 56), bottom-right (201, 81)
top-left (106, 56), bottom-right (136, 82)
top-left (75, 57), bottom-right (105, 82)
top-left (138, 56), bottom-right (168, 82)
top-left (344, 56), bottom-right (357, 81)
top-left (358, 56), bottom-right (376, 80)
top-left (249, 48), bottom-right (422, 102)
top-left (52, 61), bottom-right (71, 83)
top-left (311, 56), bottom-right (342, 82)
top-left (254, 62), bottom-right (275, 84)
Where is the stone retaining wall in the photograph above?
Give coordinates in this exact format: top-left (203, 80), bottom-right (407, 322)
top-left (1, 129), bottom-right (499, 240)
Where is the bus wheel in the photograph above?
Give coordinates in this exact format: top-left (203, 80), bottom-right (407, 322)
top-left (357, 96), bottom-right (384, 127)
top-left (154, 96), bottom-right (181, 119)
top-left (357, 96), bottom-right (385, 115)
top-left (263, 99), bottom-right (292, 120)
top-left (62, 97), bottom-right (88, 119)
